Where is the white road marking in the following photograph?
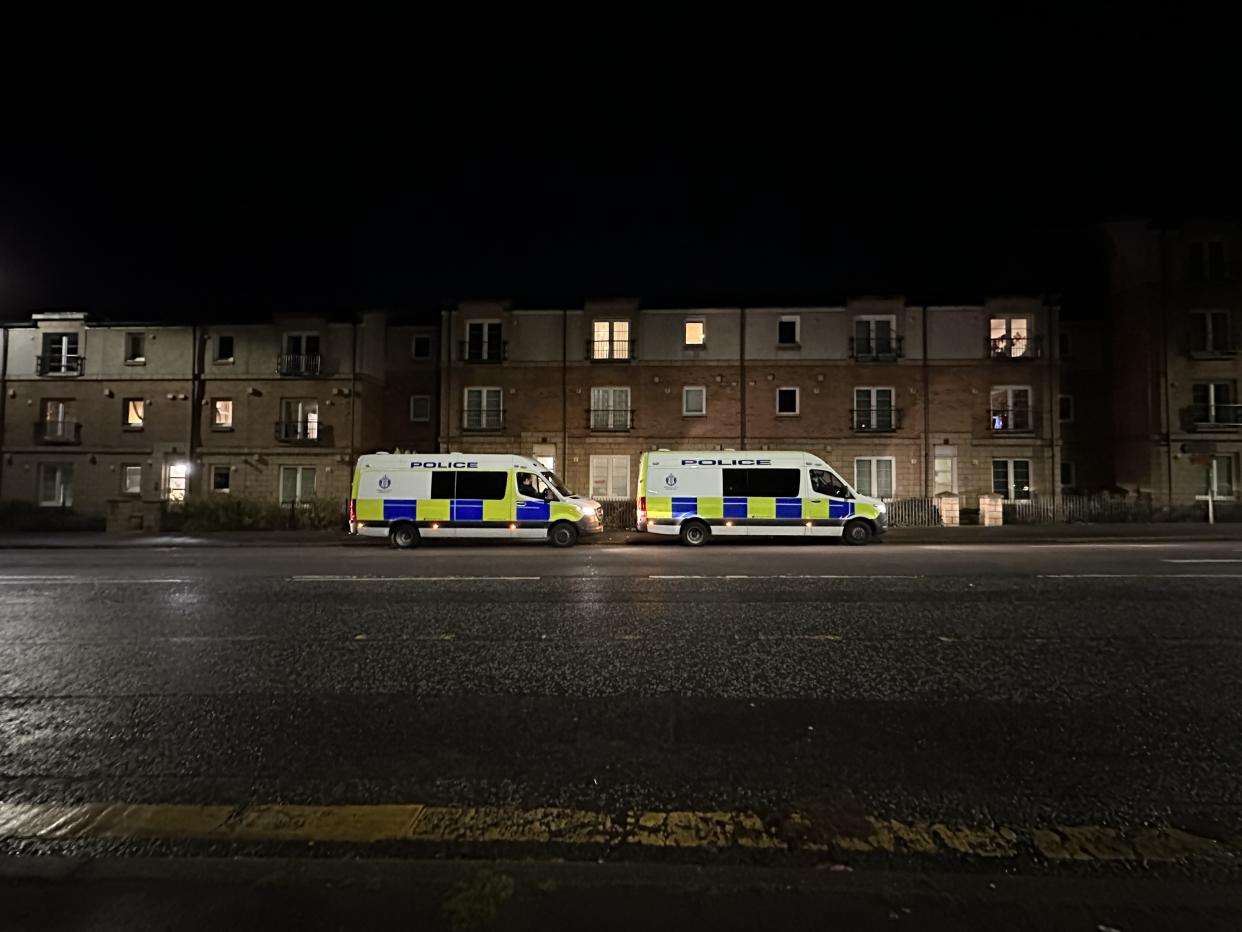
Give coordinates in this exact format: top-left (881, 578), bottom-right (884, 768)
top-left (289, 575), bottom-right (541, 582)
top-left (1162, 559), bottom-right (1242, 564)
top-left (1039, 573), bottom-right (1242, 579)
top-left (0, 577), bottom-right (189, 584)
top-left (650, 574), bottom-right (923, 580)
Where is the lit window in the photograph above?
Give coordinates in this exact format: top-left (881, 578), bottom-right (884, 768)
top-left (776, 387), bottom-right (799, 416)
top-left (589, 454), bottom-right (630, 499)
top-left (165, 462), bottom-right (188, 502)
top-left (684, 320), bottom-right (706, 346)
top-left (682, 386), bottom-right (706, 416)
top-left (592, 320), bottom-right (631, 360)
top-left (211, 465), bottom-right (231, 493)
top-left (990, 318), bottom-right (1031, 358)
top-left (212, 399), bottom-right (233, 429)
top-left (124, 398), bottom-right (145, 430)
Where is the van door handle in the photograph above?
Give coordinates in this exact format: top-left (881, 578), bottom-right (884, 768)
top-left (811, 499), bottom-right (824, 503)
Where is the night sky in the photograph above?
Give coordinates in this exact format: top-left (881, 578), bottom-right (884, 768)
top-left (1, 45), bottom-right (1236, 322)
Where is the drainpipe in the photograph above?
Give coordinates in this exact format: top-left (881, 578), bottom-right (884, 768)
top-left (0, 325), bottom-right (8, 498)
top-left (739, 307), bottom-right (747, 448)
top-left (188, 324), bottom-right (202, 494)
top-left (349, 319), bottom-right (358, 460)
top-left (922, 305), bottom-right (931, 497)
top-left (444, 307), bottom-right (454, 453)
top-left (1159, 226), bottom-right (1174, 507)
top-left (1047, 300), bottom-right (1059, 508)
top-left (561, 308), bottom-right (568, 475)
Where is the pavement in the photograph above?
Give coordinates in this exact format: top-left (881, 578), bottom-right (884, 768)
top-left (2, 541), bottom-right (1242, 929)
top-left (2, 521), bottom-right (1242, 548)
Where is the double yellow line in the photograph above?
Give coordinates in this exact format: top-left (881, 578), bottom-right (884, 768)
top-left (0, 801), bottom-right (1236, 865)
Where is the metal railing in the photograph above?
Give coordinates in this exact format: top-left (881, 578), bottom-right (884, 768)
top-left (597, 498), bottom-right (638, 530)
top-left (458, 340), bottom-right (507, 363)
top-left (1183, 403), bottom-right (1242, 430)
top-left (274, 420), bottom-right (327, 443)
top-left (989, 335), bottom-right (1043, 359)
top-left (277, 353), bottom-right (322, 376)
top-left (34, 420), bottom-right (82, 444)
top-left (987, 407), bottom-right (1036, 432)
top-left (881, 497), bottom-right (942, 527)
top-left (586, 339), bottom-right (635, 361)
top-left (588, 408), bottom-right (634, 431)
top-left (36, 355), bottom-right (84, 376)
top-left (851, 407), bottom-right (901, 431)
top-left (1188, 330), bottom-right (1239, 356)
top-left (848, 335), bottom-right (904, 361)
top-left (462, 407), bottom-right (504, 431)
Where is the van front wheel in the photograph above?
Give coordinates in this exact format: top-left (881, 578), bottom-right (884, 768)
top-left (391, 523), bottom-right (420, 549)
top-left (679, 519), bottom-right (710, 547)
top-left (843, 519), bottom-right (871, 546)
top-left (549, 522), bottom-right (578, 548)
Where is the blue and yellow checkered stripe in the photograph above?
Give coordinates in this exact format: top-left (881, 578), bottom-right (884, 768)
top-left (645, 496), bottom-right (855, 521)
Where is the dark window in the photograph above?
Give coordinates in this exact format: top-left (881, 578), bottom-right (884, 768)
top-left (467, 322), bottom-right (502, 360)
top-left (413, 335), bottom-right (431, 359)
top-left (430, 471), bottom-right (455, 499)
top-left (722, 469), bottom-right (748, 497)
top-left (125, 332), bottom-right (145, 361)
top-left (776, 388), bottom-right (799, 414)
top-left (810, 469), bottom-right (847, 498)
top-left (212, 466), bottom-right (231, 491)
top-left (1060, 461), bottom-right (1075, 486)
top-left (1208, 241), bottom-right (1225, 281)
top-left (454, 471), bottom-right (508, 500)
top-left (215, 336), bottom-right (235, 361)
top-left (1058, 332), bottom-right (1072, 357)
top-left (1059, 395), bottom-right (1074, 421)
top-left (745, 468), bottom-right (801, 497)
top-left (777, 318), bottom-right (798, 345)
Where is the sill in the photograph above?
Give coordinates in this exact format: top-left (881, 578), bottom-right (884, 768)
top-left (683, 344), bottom-right (706, 350)
top-left (775, 412), bottom-right (800, 417)
top-left (775, 343), bottom-right (801, 349)
top-left (213, 359), bottom-right (235, 365)
top-left (123, 426), bottom-right (145, 432)
top-left (124, 359), bottom-right (146, 366)
top-left (210, 425), bottom-right (234, 432)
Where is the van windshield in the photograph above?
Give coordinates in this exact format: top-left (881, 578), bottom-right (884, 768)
top-left (541, 471), bottom-right (574, 498)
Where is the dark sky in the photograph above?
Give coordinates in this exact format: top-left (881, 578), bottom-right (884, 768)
top-left (1, 39), bottom-right (1237, 320)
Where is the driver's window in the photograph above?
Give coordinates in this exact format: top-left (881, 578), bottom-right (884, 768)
top-left (517, 472), bottom-right (554, 501)
top-left (811, 469), bottom-right (848, 499)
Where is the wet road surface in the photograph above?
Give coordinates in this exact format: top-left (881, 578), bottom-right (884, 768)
top-left (1, 540), bottom-right (1241, 929)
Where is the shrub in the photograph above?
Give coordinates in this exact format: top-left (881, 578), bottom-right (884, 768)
top-left (173, 495), bottom-right (344, 532)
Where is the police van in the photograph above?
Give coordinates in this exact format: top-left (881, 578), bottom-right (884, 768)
top-left (350, 453), bottom-right (604, 548)
top-left (637, 450), bottom-right (887, 545)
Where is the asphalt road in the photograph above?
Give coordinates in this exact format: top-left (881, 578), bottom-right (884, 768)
top-left (2, 540), bottom-right (1242, 930)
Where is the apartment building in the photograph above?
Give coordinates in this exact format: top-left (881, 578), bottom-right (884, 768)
top-left (437, 296), bottom-right (1063, 506)
top-left (1108, 220), bottom-right (1241, 504)
top-left (0, 310), bottom-right (403, 517)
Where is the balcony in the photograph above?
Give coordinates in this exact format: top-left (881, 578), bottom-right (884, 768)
top-left (848, 335), bottom-right (904, 361)
top-left (274, 420), bottom-right (331, 444)
top-left (987, 408), bottom-right (1037, 433)
top-left (36, 355), bottom-right (85, 376)
top-left (851, 407), bottom-right (901, 432)
top-left (586, 339), bottom-right (635, 362)
top-left (34, 420), bottom-right (82, 444)
top-left (458, 340), bottom-right (507, 363)
top-left (989, 335), bottom-right (1043, 360)
top-left (589, 408), bottom-right (634, 432)
top-left (277, 353), bottom-right (322, 376)
top-left (462, 407), bottom-right (504, 432)
top-left (1182, 404), bottom-right (1242, 432)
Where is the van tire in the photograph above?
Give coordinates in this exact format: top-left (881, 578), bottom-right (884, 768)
top-left (391, 523), bottom-right (420, 549)
top-left (843, 519), bottom-right (871, 546)
top-left (679, 519), bottom-right (711, 547)
top-left (549, 522), bottom-right (578, 548)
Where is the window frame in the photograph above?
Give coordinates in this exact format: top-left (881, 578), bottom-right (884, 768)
top-left (214, 334), bottom-right (235, 363)
top-left (165, 461), bottom-right (189, 503)
top-left (590, 385), bottom-right (632, 431)
top-left (1189, 309), bottom-right (1232, 354)
top-left (463, 386), bottom-right (503, 430)
top-left (1207, 455), bottom-right (1236, 500)
top-left (683, 318), bottom-right (706, 348)
top-left (124, 332), bottom-right (146, 364)
top-left (853, 456), bottom-right (896, 499)
top-left (411, 334), bottom-right (432, 360)
top-left (1059, 394), bottom-right (1075, 423)
top-left (210, 465), bottom-right (231, 494)
top-left (122, 464), bottom-right (143, 496)
top-left (283, 331), bottom-right (321, 356)
top-left (465, 319), bottom-right (503, 361)
top-left (211, 398), bottom-right (234, 430)
top-left (589, 454), bottom-right (631, 499)
top-left (989, 316), bottom-right (1033, 358)
top-left (409, 394), bottom-right (432, 423)
top-left (279, 465), bottom-right (317, 505)
top-left (777, 315), bottom-right (800, 346)
top-left (775, 386), bottom-right (800, 416)
top-left (989, 384), bottom-right (1033, 430)
top-left (853, 385), bottom-right (895, 430)
top-left (992, 458), bottom-right (1033, 502)
top-left (37, 462), bottom-right (74, 508)
top-left (591, 319), bottom-right (632, 360)
top-left (1057, 331), bottom-right (1073, 357)
top-left (1060, 460), bottom-right (1076, 488)
top-left (122, 397), bottom-right (145, 431)
top-left (280, 398), bottom-right (320, 440)
top-left (682, 385), bottom-right (706, 417)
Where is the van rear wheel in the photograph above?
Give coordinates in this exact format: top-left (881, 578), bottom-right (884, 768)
top-left (549, 522), bottom-right (578, 548)
top-left (679, 519), bottom-right (710, 547)
top-left (391, 523), bottom-right (420, 549)
top-left (843, 519), bottom-right (871, 546)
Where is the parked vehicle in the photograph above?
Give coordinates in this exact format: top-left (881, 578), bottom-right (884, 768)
top-left (350, 453), bottom-right (603, 548)
top-left (636, 450), bottom-right (886, 545)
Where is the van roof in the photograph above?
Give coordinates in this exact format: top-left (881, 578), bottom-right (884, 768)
top-left (645, 450), bottom-right (831, 466)
top-left (355, 453), bottom-right (545, 469)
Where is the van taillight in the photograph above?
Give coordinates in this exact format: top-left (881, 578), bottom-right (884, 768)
top-left (348, 498), bottom-right (356, 524)
top-left (637, 496), bottom-right (646, 518)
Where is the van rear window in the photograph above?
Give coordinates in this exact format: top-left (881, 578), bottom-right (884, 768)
top-left (722, 468), bottom-right (801, 498)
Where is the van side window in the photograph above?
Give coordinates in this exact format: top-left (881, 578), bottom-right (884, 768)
top-left (746, 468), bottom-right (801, 497)
top-left (517, 472), bottom-right (555, 501)
top-left (431, 472), bottom-right (455, 499)
top-left (722, 469), bottom-right (749, 497)
top-left (454, 471), bottom-right (508, 500)
top-left (811, 469), bottom-right (848, 498)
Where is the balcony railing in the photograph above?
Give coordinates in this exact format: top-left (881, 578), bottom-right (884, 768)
top-left (1189, 333), bottom-right (1240, 358)
top-left (586, 339), bottom-right (635, 362)
top-left (458, 340), bottom-right (507, 363)
top-left (277, 353), bottom-right (322, 376)
top-left (589, 408), bottom-right (634, 432)
top-left (274, 420), bottom-right (329, 443)
top-left (462, 407), bottom-right (504, 431)
top-left (1183, 404), bottom-right (1242, 431)
top-left (987, 407), bottom-right (1036, 432)
top-left (989, 335), bottom-right (1044, 359)
top-left (848, 335), bottom-right (904, 361)
top-left (36, 355), bottom-right (84, 376)
top-left (34, 420), bottom-right (82, 444)
top-left (851, 407), bottom-right (901, 432)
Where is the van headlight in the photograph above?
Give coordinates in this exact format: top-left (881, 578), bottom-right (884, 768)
top-left (876, 501), bottom-right (887, 514)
